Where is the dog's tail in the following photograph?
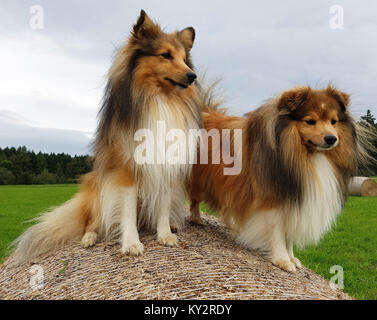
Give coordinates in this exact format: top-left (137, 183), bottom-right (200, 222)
top-left (10, 173), bottom-right (98, 264)
top-left (200, 79), bottom-right (225, 114)
top-left (10, 193), bottom-right (88, 264)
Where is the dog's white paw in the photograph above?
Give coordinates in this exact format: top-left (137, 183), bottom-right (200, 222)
top-left (158, 233), bottom-right (178, 247)
top-left (121, 241), bottom-right (145, 256)
top-left (291, 257), bottom-right (303, 269)
top-left (273, 259), bottom-right (297, 272)
top-left (81, 231), bottom-right (97, 248)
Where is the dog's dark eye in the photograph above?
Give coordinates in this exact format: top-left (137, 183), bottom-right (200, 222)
top-left (161, 52), bottom-right (172, 60)
top-left (306, 120), bottom-right (316, 125)
top-left (331, 119), bottom-right (337, 125)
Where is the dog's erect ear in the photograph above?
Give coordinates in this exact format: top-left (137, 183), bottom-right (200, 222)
top-left (277, 86), bottom-right (312, 112)
top-left (326, 85), bottom-right (350, 111)
top-left (132, 10), bottom-right (160, 39)
top-left (177, 27), bottom-right (196, 50)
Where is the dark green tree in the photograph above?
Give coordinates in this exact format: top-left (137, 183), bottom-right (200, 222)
top-left (360, 109), bottom-right (376, 126)
top-left (0, 146), bottom-right (92, 185)
top-left (0, 160), bottom-right (14, 171)
top-left (0, 167), bottom-right (16, 185)
top-left (33, 169), bottom-right (57, 184)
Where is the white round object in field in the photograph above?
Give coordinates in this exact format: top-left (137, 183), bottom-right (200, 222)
top-left (348, 177), bottom-right (377, 197)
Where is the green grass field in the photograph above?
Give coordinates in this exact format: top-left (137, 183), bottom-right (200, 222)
top-left (0, 185), bottom-right (376, 299)
top-left (0, 185), bottom-right (79, 262)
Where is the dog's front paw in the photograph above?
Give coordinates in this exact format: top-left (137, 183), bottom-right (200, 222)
top-left (291, 257), bottom-right (303, 269)
top-left (81, 231), bottom-right (98, 248)
top-left (273, 259), bottom-right (297, 272)
top-left (158, 233), bottom-right (178, 247)
top-left (121, 241), bottom-right (145, 256)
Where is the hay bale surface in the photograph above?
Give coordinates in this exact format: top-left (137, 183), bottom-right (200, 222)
top-left (0, 214), bottom-right (351, 300)
top-left (348, 177), bottom-right (377, 196)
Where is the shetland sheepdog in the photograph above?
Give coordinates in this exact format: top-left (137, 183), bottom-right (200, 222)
top-left (189, 85), bottom-right (368, 272)
top-left (12, 10), bottom-right (202, 263)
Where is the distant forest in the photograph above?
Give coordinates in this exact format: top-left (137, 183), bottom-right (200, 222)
top-left (0, 146), bottom-right (91, 185)
top-left (0, 110), bottom-right (376, 185)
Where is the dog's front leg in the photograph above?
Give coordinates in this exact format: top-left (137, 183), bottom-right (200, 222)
top-left (269, 220), bottom-right (297, 272)
top-left (120, 185), bottom-right (144, 256)
top-left (157, 190), bottom-right (178, 247)
top-left (238, 209), bottom-right (297, 272)
top-left (286, 239), bottom-right (303, 269)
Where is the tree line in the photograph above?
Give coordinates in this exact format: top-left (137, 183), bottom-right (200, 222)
top-left (0, 110), bottom-right (376, 185)
top-left (0, 146), bottom-right (92, 185)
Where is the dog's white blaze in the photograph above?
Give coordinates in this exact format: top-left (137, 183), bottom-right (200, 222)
top-left (288, 153), bottom-right (342, 247)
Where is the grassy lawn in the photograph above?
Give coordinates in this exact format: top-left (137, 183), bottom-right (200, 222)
top-left (0, 185), bottom-right (376, 299)
top-left (294, 197), bottom-right (377, 300)
top-left (0, 184), bottom-right (78, 262)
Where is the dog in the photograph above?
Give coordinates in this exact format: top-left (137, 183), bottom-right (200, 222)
top-left (13, 10), bottom-right (202, 263)
top-left (189, 85), bottom-right (368, 272)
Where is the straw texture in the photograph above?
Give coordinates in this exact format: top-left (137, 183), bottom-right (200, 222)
top-left (0, 213), bottom-right (351, 300)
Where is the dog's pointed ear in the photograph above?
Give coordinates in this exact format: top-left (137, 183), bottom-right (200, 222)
top-left (132, 10), bottom-right (160, 39)
top-left (277, 86), bottom-right (312, 112)
top-left (326, 85), bottom-right (350, 111)
top-left (177, 27), bottom-right (195, 50)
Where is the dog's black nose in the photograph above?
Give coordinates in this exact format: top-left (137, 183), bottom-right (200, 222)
top-left (324, 135), bottom-right (337, 145)
top-left (186, 72), bottom-right (197, 84)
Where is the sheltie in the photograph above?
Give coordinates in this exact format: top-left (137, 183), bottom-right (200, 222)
top-left (12, 10), bottom-right (202, 263)
top-left (189, 85), bottom-right (368, 272)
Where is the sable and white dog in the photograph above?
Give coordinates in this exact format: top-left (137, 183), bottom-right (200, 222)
top-left (13, 10), bottom-right (203, 262)
top-left (189, 85), bottom-right (370, 272)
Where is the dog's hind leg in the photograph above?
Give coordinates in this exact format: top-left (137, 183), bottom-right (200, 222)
top-left (189, 200), bottom-right (203, 225)
top-left (157, 190), bottom-right (178, 247)
top-left (81, 231), bottom-right (98, 248)
top-left (80, 173), bottom-right (101, 248)
top-left (120, 185), bottom-right (144, 256)
top-left (81, 208), bottom-right (100, 248)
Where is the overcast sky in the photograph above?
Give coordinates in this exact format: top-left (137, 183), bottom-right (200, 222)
top-left (1, 0), bottom-right (376, 155)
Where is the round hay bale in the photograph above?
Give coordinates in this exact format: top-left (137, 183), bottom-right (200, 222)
top-left (348, 177), bottom-right (377, 196)
top-left (0, 214), bottom-right (351, 300)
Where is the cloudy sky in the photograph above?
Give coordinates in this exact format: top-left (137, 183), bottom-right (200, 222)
top-left (1, 0), bottom-right (376, 155)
